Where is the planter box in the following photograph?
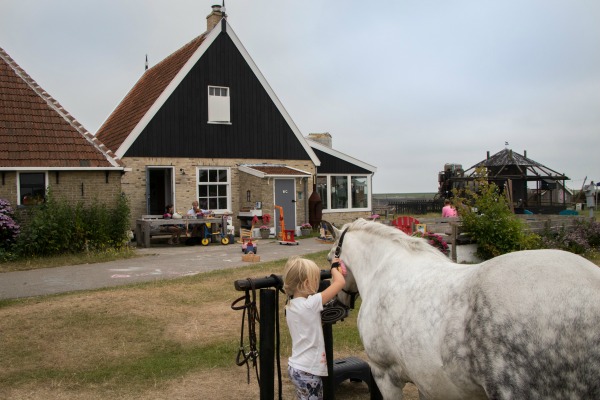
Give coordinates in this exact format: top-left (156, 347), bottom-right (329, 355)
top-left (242, 254), bottom-right (261, 262)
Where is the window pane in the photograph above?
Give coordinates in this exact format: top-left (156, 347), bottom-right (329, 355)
top-left (20, 173), bottom-right (45, 204)
top-left (331, 176), bottom-right (348, 209)
top-left (217, 169), bottom-right (228, 182)
top-left (351, 176), bottom-right (368, 208)
top-left (208, 170), bottom-right (217, 182)
top-left (209, 198), bottom-right (218, 209)
top-left (218, 197), bottom-right (227, 209)
top-left (199, 170), bottom-right (209, 182)
top-left (209, 87), bottom-right (215, 96)
top-left (199, 185), bottom-right (208, 197)
top-left (316, 176), bottom-right (328, 210)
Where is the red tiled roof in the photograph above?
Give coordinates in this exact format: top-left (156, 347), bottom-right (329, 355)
top-left (95, 34), bottom-right (208, 152)
top-left (0, 47), bottom-right (121, 168)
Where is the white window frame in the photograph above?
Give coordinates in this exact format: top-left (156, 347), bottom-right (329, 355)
top-left (207, 85), bottom-right (231, 124)
top-left (17, 171), bottom-right (48, 206)
top-left (318, 174), bottom-right (372, 212)
top-left (196, 167), bottom-right (232, 213)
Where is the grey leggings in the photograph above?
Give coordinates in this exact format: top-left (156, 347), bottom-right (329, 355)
top-left (288, 365), bottom-right (323, 400)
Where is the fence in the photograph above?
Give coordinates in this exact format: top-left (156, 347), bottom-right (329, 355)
top-left (388, 199), bottom-right (444, 215)
top-left (409, 215), bottom-right (586, 262)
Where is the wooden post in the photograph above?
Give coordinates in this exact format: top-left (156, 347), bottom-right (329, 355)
top-left (451, 223), bottom-right (458, 262)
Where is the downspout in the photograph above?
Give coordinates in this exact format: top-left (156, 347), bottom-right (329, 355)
top-left (304, 177), bottom-right (308, 224)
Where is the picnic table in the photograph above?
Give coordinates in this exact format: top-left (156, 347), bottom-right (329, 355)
top-left (135, 215), bottom-right (225, 248)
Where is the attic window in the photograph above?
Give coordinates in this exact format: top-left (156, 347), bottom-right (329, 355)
top-left (208, 86), bottom-right (231, 124)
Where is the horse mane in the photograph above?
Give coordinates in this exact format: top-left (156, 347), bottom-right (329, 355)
top-left (343, 218), bottom-right (449, 260)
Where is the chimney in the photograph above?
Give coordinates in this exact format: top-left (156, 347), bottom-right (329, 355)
top-left (306, 132), bottom-right (333, 148)
top-left (206, 4), bottom-right (224, 32)
top-left (524, 150), bottom-right (527, 158)
top-left (486, 151), bottom-right (490, 160)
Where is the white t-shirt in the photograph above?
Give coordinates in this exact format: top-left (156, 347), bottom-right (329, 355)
top-left (286, 293), bottom-right (327, 376)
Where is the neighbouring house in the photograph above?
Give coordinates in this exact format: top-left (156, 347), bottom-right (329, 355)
top-left (95, 6), bottom-right (376, 233)
top-left (0, 47), bottom-right (123, 218)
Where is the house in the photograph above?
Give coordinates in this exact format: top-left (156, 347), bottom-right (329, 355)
top-left (0, 47), bottom-right (123, 214)
top-left (96, 6), bottom-right (376, 232)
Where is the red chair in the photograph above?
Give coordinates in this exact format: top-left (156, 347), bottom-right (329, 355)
top-left (391, 216), bottom-right (420, 235)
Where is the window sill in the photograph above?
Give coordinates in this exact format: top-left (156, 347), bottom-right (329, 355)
top-left (207, 121), bottom-right (232, 125)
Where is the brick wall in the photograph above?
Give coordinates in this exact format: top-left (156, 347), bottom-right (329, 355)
top-left (121, 157), bottom-right (316, 231)
top-left (0, 170), bottom-right (122, 227)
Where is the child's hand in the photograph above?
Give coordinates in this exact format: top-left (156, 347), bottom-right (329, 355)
top-left (331, 258), bottom-right (347, 276)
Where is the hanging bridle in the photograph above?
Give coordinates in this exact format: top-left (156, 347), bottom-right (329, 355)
top-left (332, 227), bottom-right (359, 309)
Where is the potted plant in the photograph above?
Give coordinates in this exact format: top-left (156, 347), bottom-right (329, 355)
top-left (259, 225), bottom-right (271, 239)
top-left (300, 223), bottom-right (312, 237)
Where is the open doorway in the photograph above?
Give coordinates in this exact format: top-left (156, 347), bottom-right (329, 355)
top-left (146, 167), bottom-right (174, 215)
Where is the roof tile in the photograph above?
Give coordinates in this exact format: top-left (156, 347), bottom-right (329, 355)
top-left (0, 47), bottom-right (122, 168)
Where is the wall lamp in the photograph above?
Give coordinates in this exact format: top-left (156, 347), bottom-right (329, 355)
top-left (180, 168), bottom-right (186, 175)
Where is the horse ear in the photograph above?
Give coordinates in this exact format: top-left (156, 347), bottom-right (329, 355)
top-left (322, 220), bottom-right (339, 239)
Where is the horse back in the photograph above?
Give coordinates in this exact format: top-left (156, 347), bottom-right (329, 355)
top-left (458, 249), bottom-right (600, 399)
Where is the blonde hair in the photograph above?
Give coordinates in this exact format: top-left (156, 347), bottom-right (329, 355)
top-left (283, 256), bottom-right (321, 297)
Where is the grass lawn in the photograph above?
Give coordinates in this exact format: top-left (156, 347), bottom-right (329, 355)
top-left (0, 247), bottom-right (139, 273)
top-left (0, 252), bottom-right (420, 400)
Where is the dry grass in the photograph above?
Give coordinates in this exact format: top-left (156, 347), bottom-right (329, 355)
top-left (0, 253), bottom-right (420, 399)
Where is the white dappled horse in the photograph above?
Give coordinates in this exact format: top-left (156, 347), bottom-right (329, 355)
top-left (327, 218), bottom-right (600, 400)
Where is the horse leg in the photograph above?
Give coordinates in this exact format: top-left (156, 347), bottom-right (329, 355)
top-left (371, 365), bottom-right (406, 399)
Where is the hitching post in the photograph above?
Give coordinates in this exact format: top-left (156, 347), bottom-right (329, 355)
top-left (234, 271), bottom-right (333, 400)
top-left (259, 289), bottom-right (275, 400)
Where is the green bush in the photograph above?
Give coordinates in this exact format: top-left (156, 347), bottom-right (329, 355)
top-left (455, 173), bottom-right (540, 260)
top-left (14, 191), bottom-right (130, 257)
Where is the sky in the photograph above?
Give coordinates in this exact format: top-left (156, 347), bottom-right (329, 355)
top-left (2, 0), bottom-right (599, 194)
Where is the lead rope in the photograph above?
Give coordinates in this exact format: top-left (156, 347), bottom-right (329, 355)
top-left (231, 278), bottom-right (260, 384)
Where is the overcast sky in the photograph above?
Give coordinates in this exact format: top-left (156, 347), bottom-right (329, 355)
top-left (2, 0), bottom-right (599, 193)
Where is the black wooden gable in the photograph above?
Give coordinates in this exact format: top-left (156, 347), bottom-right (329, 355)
top-left (313, 148), bottom-right (372, 174)
top-left (125, 32), bottom-right (312, 160)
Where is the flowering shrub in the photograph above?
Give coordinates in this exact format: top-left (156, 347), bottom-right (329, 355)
top-left (412, 231), bottom-right (449, 256)
top-left (301, 223), bottom-right (312, 229)
top-left (0, 199), bottom-right (20, 250)
top-left (262, 213), bottom-right (271, 224)
top-left (540, 219), bottom-right (600, 255)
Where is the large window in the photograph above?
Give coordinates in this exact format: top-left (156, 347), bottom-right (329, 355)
top-left (208, 86), bottom-right (230, 123)
top-left (316, 176), bottom-right (328, 210)
top-left (19, 172), bottom-right (46, 205)
top-left (351, 176), bottom-right (368, 208)
top-left (331, 176), bottom-right (348, 209)
top-left (317, 174), bottom-right (371, 211)
top-left (197, 167), bottom-right (230, 211)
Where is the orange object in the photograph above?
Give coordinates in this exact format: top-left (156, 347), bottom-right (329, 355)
top-left (274, 205), bottom-right (298, 245)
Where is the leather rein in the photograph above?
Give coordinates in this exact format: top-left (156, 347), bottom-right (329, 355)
top-left (333, 228), bottom-right (359, 309)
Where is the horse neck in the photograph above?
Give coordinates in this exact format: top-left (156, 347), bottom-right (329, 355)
top-left (342, 231), bottom-right (407, 294)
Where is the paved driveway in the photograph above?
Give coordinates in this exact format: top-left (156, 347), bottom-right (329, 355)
top-left (0, 238), bottom-right (332, 300)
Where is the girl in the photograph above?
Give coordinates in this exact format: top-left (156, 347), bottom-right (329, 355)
top-left (162, 204), bottom-right (182, 245)
top-left (283, 256), bottom-right (346, 400)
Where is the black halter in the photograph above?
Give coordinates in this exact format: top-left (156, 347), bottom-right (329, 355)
top-left (333, 228), bottom-right (348, 259)
top-left (333, 228), bottom-right (359, 309)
